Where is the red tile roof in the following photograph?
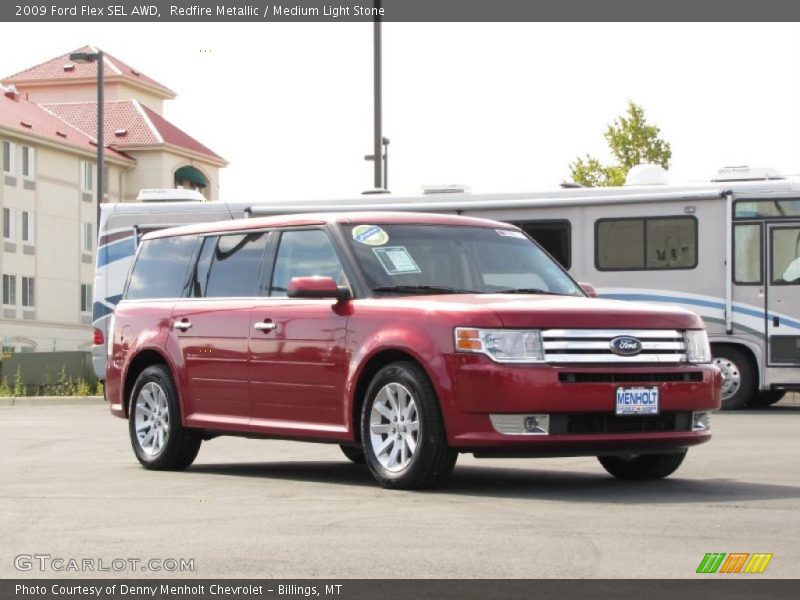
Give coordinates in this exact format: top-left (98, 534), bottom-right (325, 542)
top-left (3, 46), bottom-right (175, 97)
top-left (0, 90), bottom-right (131, 161)
top-left (43, 100), bottom-right (224, 162)
top-left (140, 105), bottom-right (223, 161)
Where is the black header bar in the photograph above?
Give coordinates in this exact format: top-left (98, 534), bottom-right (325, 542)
top-left (4, 0), bottom-right (800, 22)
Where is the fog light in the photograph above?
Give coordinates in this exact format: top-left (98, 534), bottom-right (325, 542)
top-left (490, 414), bottom-right (550, 435)
top-left (692, 411), bottom-right (711, 432)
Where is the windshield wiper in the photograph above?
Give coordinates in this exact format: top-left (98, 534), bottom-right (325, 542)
top-left (372, 285), bottom-right (476, 295)
top-left (493, 288), bottom-right (571, 296)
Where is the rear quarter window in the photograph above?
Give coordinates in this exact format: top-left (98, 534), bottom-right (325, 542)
top-left (125, 236), bottom-right (198, 300)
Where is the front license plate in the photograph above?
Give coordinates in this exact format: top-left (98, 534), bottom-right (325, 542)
top-left (615, 386), bottom-right (659, 415)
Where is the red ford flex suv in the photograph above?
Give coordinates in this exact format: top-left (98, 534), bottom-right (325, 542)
top-left (106, 212), bottom-right (721, 489)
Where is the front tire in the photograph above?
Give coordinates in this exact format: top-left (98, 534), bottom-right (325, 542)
top-left (128, 364), bottom-right (201, 470)
top-left (598, 450), bottom-right (687, 480)
top-left (361, 361), bottom-right (457, 489)
top-left (712, 346), bottom-right (756, 410)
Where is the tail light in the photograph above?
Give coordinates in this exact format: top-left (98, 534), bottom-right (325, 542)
top-left (93, 328), bottom-right (104, 346)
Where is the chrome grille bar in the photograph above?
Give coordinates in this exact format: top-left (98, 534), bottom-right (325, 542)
top-left (542, 329), bottom-right (686, 364)
top-left (542, 329), bottom-right (683, 339)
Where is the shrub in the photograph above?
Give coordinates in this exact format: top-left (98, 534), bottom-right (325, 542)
top-left (12, 366), bottom-right (25, 397)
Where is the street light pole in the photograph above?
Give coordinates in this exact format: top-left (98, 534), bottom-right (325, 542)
top-left (372, 3), bottom-right (382, 190)
top-left (363, 1), bottom-right (389, 194)
top-left (69, 49), bottom-right (104, 241)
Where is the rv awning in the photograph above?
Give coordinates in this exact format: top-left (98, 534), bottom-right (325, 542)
top-left (174, 166), bottom-right (208, 187)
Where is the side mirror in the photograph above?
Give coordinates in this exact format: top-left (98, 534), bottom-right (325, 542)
top-left (287, 276), bottom-right (352, 301)
top-left (579, 282), bottom-right (598, 298)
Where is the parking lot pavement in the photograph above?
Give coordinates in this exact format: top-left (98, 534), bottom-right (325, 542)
top-left (1, 399), bottom-right (798, 579)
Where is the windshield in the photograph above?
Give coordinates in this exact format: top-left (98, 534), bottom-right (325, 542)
top-left (343, 224), bottom-right (583, 296)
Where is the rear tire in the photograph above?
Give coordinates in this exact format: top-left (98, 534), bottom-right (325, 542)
top-left (598, 450), bottom-right (687, 480)
top-left (128, 365), bottom-right (201, 470)
top-left (712, 346), bottom-right (756, 410)
top-left (339, 444), bottom-right (366, 464)
top-left (361, 361), bottom-right (457, 490)
top-left (748, 390), bottom-right (786, 408)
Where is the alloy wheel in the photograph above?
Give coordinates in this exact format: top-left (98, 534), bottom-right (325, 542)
top-left (369, 382), bottom-right (420, 472)
top-left (134, 381), bottom-right (170, 456)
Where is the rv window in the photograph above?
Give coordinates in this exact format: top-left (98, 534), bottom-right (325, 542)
top-left (771, 226), bottom-right (800, 285)
top-left (734, 224), bottom-right (762, 284)
top-left (512, 221), bottom-right (571, 269)
top-left (126, 235), bottom-right (198, 300)
top-left (735, 199), bottom-right (800, 219)
top-left (199, 232), bottom-right (270, 298)
top-left (596, 219), bottom-right (645, 269)
top-left (596, 217), bottom-right (697, 271)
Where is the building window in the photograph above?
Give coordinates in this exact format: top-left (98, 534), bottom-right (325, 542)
top-left (21, 146), bottom-right (35, 179)
top-left (81, 161), bottom-right (93, 191)
top-left (103, 166), bottom-right (109, 195)
top-left (2, 274), bottom-right (16, 306)
top-left (80, 283), bottom-right (92, 313)
top-left (21, 277), bottom-right (34, 308)
top-left (2, 140), bottom-right (14, 174)
top-left (21, 211), bottom-right (34, 244)
top-left (595, 216), bottom-right (698, 271)
top-left (3, 207), bottom-right (15, 241)
top-left (82, 222), bottom-right (93, 253)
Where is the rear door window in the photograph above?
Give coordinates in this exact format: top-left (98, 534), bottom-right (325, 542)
top-left (189, 232), bottom-right (270, 298)
top-left (126, 235), bottom-right (198, 300)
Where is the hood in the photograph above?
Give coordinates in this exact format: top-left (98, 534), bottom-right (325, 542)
top-left (364, 294), bottom-right (703, 330)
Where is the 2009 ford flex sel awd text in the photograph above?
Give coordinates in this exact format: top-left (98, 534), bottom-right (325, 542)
top-left (105, 212), bottom-right (721, 489)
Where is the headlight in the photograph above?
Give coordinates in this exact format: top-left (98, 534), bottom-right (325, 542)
top-left (455, 327), bottom-right (545, 363)
top-left (684, 329), bottom-right (711, 363)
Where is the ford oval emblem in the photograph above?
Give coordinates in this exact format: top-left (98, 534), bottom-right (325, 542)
top-left (609, 336), bottom-right (643, 356)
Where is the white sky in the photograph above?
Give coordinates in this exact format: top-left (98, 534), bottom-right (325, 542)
top-left (2, 22), bottom-right (800, 202)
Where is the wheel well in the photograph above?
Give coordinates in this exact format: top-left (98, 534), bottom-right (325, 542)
top-left (351, 349), bottom-right (421, 443)
top-left (123, 349), bottom-right (169, 417)
top-left (710, 342), bottom-right (760, 384)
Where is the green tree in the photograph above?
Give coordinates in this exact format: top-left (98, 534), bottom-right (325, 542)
top-left (569, 101), bottom-right (672, 187)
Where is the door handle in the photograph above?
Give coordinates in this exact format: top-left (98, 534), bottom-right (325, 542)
top-left (173, 319), bottom-right (193, 331)
top-left (254, 320), bottom-right (277, 332)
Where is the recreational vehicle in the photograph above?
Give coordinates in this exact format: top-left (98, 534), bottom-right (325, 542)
top-left (93, 168), bottom-right (800, 409)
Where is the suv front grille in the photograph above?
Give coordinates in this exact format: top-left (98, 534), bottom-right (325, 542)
top-left (549, 412), bottom-right (691, 435)
top-left (543, 329), bottom-right (686, 364)
top-left (559, 372), bottom-right (703, 384)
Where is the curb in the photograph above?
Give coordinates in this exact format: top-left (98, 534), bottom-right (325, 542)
top-left (0, 395), bottom-right (104, 407)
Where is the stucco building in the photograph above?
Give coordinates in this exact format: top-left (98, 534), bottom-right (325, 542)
top-left (0, 46), bottom-right (226, 353)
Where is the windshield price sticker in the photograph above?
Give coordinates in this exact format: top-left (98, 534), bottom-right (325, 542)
top-left (496, 229), bottom-right (527, 239)
top-left (373, 246), bottom-right (422, 275)
top-left (352, 225), bottom-right (389, 246)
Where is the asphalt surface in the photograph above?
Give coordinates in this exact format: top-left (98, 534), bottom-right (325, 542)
top-left (1, 397), bottom-right (798, 579)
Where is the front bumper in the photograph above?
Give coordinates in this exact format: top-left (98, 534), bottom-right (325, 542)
top-left (442, 355), bottom-right (721, 454)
